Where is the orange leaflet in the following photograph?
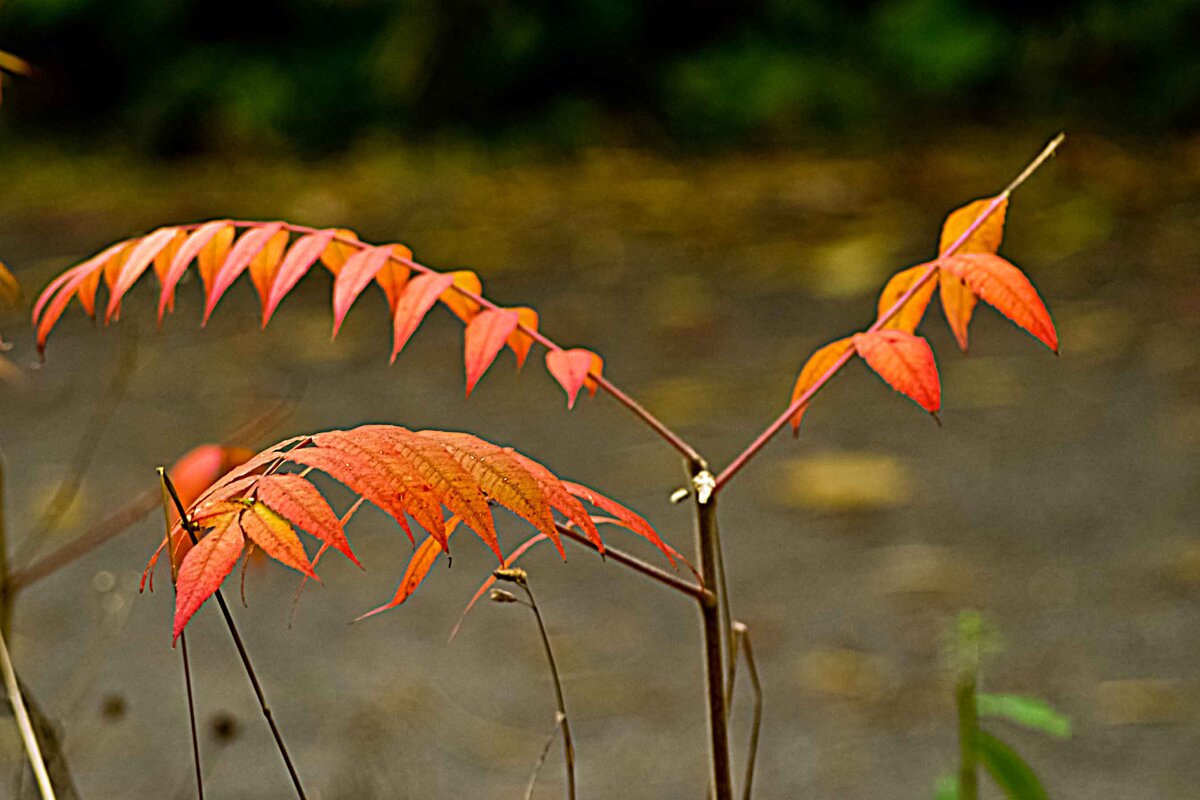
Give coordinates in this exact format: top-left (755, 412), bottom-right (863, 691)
top-left (151, 229), bottom-right (187, 316)
top-left (940, 271), bottom-right (978, 352)
top-left (464, 308), bottom-right (520, 396)
top-left (789, 337), bottom-right (854, 435)
top-left (262, 229), bottom-right (336, 326)
top-left (240, 502), bottom-right (317, 579)
top-left (546, 348), bottom-right (597, 409)
top-left (203, 223), bottom-right (285, 324)
top-left (255, 473), bottom-right (361, 567)
top-left (942, 253), bottom-right (1058, 353)
top-left (939, 196), bottom-right (1008, 255)
top-left (374, 245), bottom-right (413, 313)
top-left (247, 227), bottom-right (291, 311)
top-left (355, 518), bottom-right (462, 622)
top-left (512, 452), bottom-right (600, 553)
top-left (0, 260), bottom-right (17, 306)
top-left (392, 272), bottom-right (455, 363)
top-left (331, 245), bottom-right (395, 337)
top-left (195, 223), bottom-right (236, 299)
top-left (157, 221), bottom-right (229, 322)
top-left (440, 270), bottom-right (483, 322)
top-left (105, 226), bottom-right (180, 322)
top-left (34, 243), bottom-right (126, 354)
top-left (318, 229), bottom-right (361, 276)
top-left (506, 306), bottom-right (539, 368)
top-left (851, 330), bottom-right (941, 415)
top-left (877, 264), bottom-right (937, 333)
top-left (430, 431), bottom-right (560, 554)
top-left (173, 513), bottom-right (245, 641)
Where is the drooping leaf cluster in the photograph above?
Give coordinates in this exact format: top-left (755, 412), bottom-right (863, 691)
top-left (32, 223), bottom-right (604, 407)
top-left (789, 196), bottom-right (1057, 433)
top-left (148, 425), bottom-right (676, 640)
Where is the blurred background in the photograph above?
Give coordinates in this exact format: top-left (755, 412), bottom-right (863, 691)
top-left (0, 1), bottom-right (1198, 798)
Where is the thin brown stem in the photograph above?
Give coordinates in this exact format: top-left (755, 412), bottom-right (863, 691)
top-left (515, 576), bottom-right (576, 800)
top-left (161, 475), bottom-right (204, 800)
top-left (556, 523), bottom-right (709, 602)
top-left (523, 712), bottom-right (567, 800)
top-left (715, 134), bottom-right (1066, 492)
top-left (160, 470), bottom-right (308, 800)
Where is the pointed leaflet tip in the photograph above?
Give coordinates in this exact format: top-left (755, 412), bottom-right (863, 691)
top-left (942, 253), bottom-right (1058, 352)
top-left (240, 502), bottom-right (318, 579)
top-left (391, 272), bottom-right (455, 363)
top-left (173, 514), bottom-right (245, 641)
top-left (262, 228), bottom-right (336, 327)
top-left (939, 270), bottom-right (977, 352)
top-left (463, 309), bottom-right (520, 397)
top-left (201, 222), bottom-right (285, 325)
top-left (105, 226), bottom-right (179, 323)
top-left (158, 221), bottom-right (229, 323)
top-left (545, 348), bottom-right (597, 409)
top-left (331, 245), bottom-right (395, 338)
top-left (789, 337), bottom-right (854, 435)
top-left (852, 330), bottom-right (941, 414)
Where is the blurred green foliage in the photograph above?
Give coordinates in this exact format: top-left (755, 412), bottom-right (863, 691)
top-left (0, 0), bottom-right (1195, 153)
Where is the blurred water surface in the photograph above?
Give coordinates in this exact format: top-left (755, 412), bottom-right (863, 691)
top-left (1, 131), bottom-right (1199, 798)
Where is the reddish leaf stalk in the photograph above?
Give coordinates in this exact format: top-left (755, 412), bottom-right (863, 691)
top-left (714, 134), bottom-right (1064, 492)
top-left (556, 523), bottom-right (709, 602)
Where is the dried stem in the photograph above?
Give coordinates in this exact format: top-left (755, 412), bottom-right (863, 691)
top-left (498, 571), bottom-right (576, 800)
top-left (0, 625), bottom-right (56, 800)
top-left (523, 712), bottom-right (567, 800)
top-left (160, 469), bottom-right (308, 800)
top-left (715, 134), bottom-right (1066, 492)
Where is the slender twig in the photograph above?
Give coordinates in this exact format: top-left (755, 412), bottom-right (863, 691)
top-left (10, 399), bottom-right (293, 592)
top-left (495, 570), bottom-right (576, 800)
top-left (714, 134), bottom-right (1066, 492)
top-left (0, 625), bottom-right (56, 800)
top-left (160, 470), bottom-right (308, 800)
top-left (555, 523), bottom-right (710, 602)
top-left (17, 322), bottom-right (138, 565)
top-left (731, 623), bottom-right (762, 800)
top-left (160, 476), bottom-right (204, 800)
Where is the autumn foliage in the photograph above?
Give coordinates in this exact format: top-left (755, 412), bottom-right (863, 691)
top-left (146, 425), bottom-right (676, 640)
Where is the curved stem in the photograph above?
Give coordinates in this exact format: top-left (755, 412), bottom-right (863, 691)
top-left (0, 626), bottom-right (56, 799)
top-left (715, 134), bottom-right (1065, 492)
top-left (519, 579), bottom-right (576, 800)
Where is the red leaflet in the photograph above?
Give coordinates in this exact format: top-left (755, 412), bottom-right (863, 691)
top-left (546, 348), bottom-right (597, 408)
top-left (105, 226), bottom-right (179, 322)
top-left (173, 513), bottom-right (244, 641)
top-left (240, 502), bottom-right (317, 578)
top-left (877, 264), bottom-right (937, 333)
top-left (561, 481), bottom-right (676, 566)
top-left (247, 227), bottom-right (291, 312)
top-left (391, 272), bottom-right (454, 363)
top-left (506, 306), bottom-right (539, 367)
top-left (262, 229), bottom-right (336, 326)
top-left (202, 222), bottom-right (285, 324)
top-left (463, 309), bottom-right (520, 396)
top-left (158, 221), bottom-right (230, 322)
top-left (942, 253), bottom-right (1058, 352)
top-left (852, 330), bottom-right (941, 415)
top-left (789, 337), bottom-right (854, 435)
top-left (512, 452), bottom-right (601, 553)
top-left (255, 473), bottom-right (361, 566)
top-left (34, 243), bottom-right (126, 354)
top-left (331, 245), bottom-right (395, 337)
top-left (430, 431), bottom-right (559, 555)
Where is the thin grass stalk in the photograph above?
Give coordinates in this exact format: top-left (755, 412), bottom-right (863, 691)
top-left (0, 625), bottom-right (56, 800)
